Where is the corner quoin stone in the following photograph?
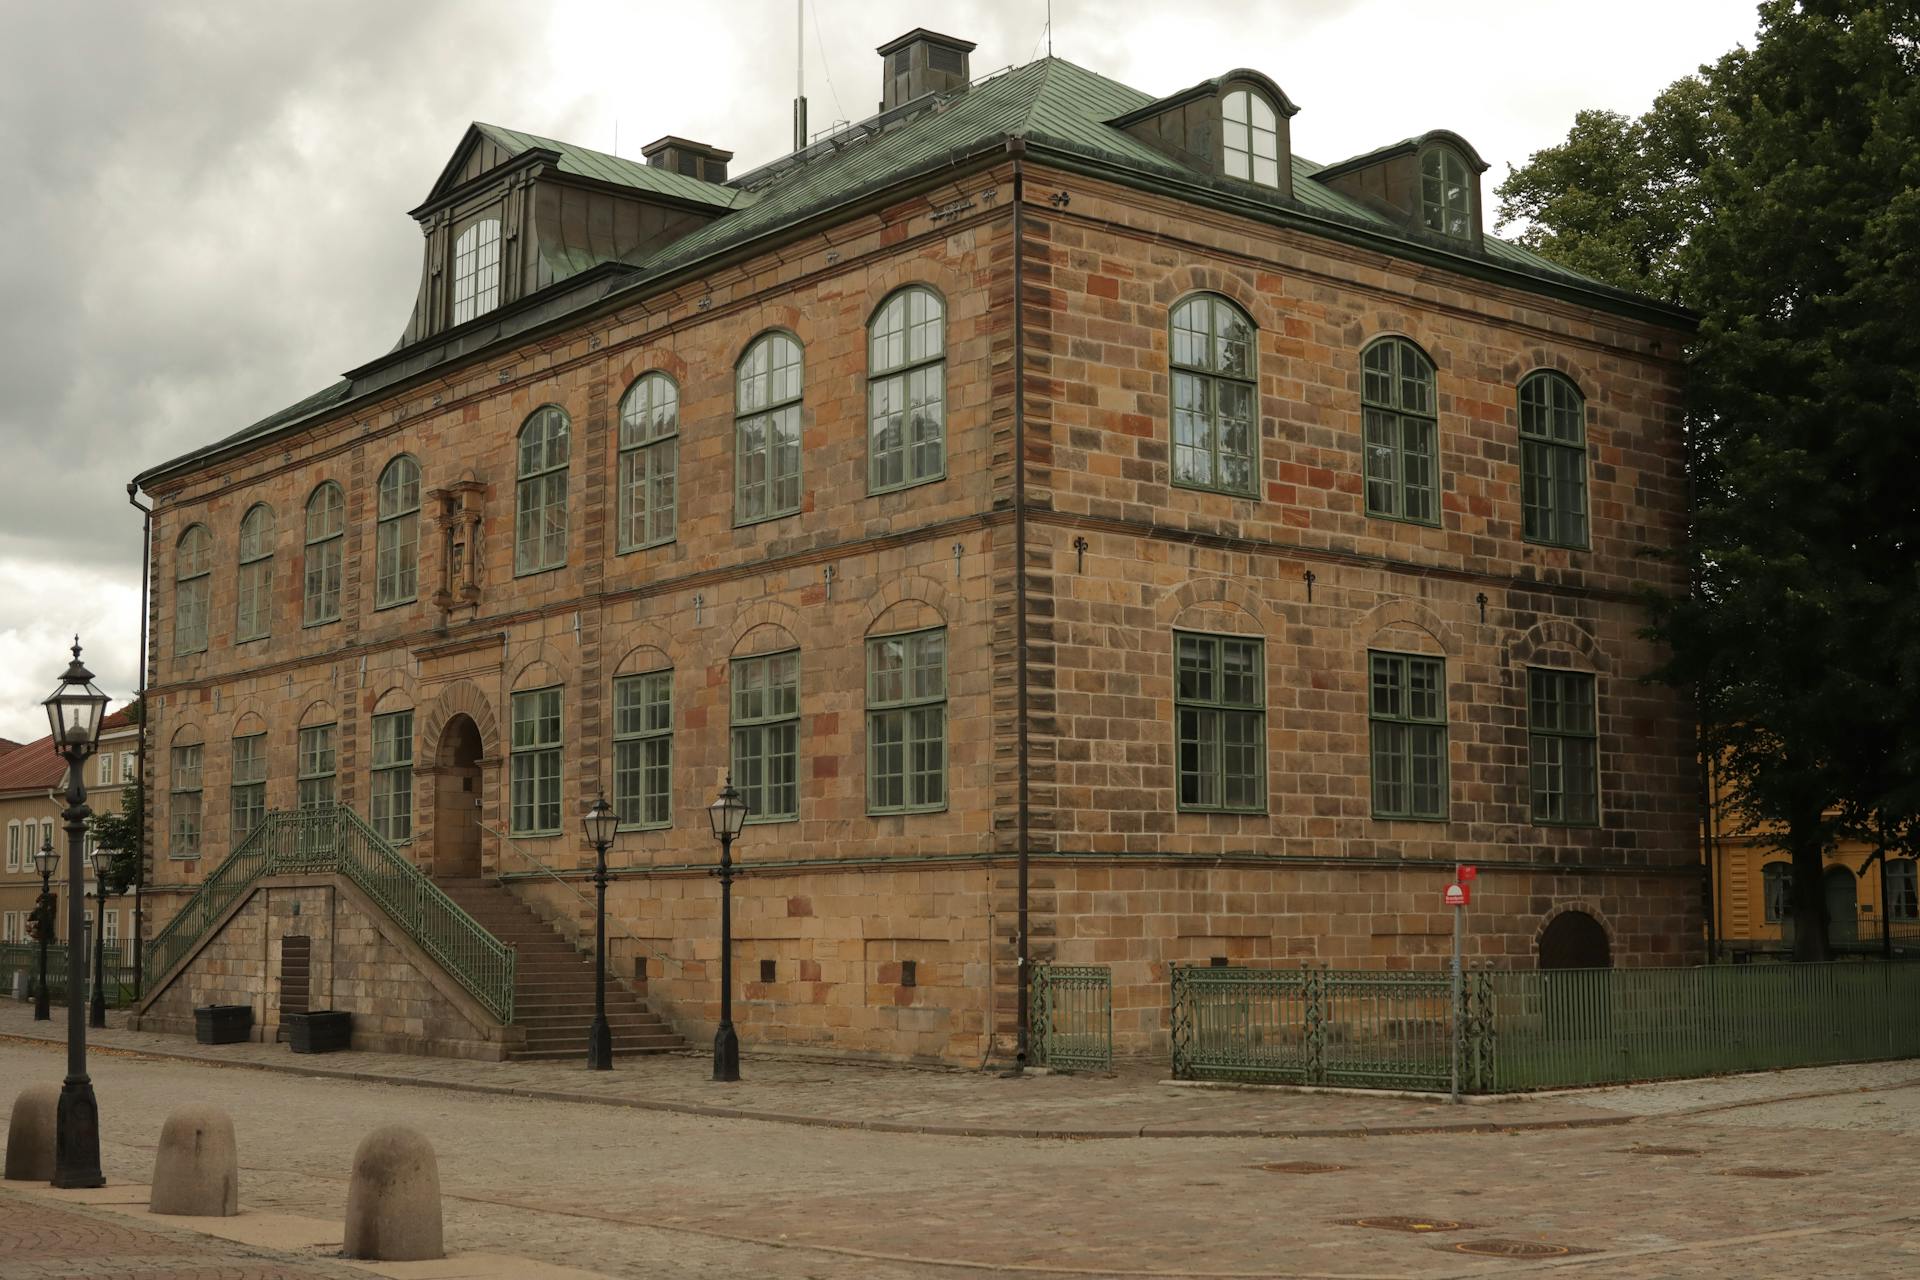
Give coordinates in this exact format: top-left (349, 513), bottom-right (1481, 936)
top-left (343, 1124), bottom-right (444, 1261)
top-left (3, 1084), bottom-right (59, 1182)
top-left (149, 1105), bottom-right (240, 1216)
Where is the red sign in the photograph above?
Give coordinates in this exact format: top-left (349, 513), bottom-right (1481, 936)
top-left (1457, 865), bottom-right (1478, 883)
top-left (1444, 883), bottom-right (1469, 908)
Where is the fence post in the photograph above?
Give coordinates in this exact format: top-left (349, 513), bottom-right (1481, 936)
top-left (1303, 962), bottom-right (1325, 1085)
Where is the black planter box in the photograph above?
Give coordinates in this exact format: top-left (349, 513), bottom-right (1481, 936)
top-left (194, 1004), bottom-right (252, 1045)
top-left (286, 1010), bottom-right (352, 1054)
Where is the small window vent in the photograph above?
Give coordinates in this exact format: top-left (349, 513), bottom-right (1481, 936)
top-left (929, 45), bottom-right (963, 75)
top-left (901, 959), bottom-right (918, 988)
top-left (702, 159), bottom-right (727, 183)
top-left (1210, 955), bottom-right (1229, 968)
top-left (677, 153), bottom-right (698, 176)
top-left (759, 959), bottom-right (776, 983)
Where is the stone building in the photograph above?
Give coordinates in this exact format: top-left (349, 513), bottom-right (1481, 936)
top-left (129, 31), bottom-right (1698, 1064)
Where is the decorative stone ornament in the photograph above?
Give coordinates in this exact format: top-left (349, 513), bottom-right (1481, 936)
top-left (3, 1084), bottom-right (59, 1181)
top-left (149, 1105), bottom-right (240, 1216)
top-left (344, 1125), bottom-right (444, 1261)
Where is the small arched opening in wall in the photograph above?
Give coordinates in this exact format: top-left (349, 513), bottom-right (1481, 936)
top-left (1537, 905), bottom-right (1612, 970)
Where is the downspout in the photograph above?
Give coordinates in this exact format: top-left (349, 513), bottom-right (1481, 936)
top-left (126, 483), bottom-right (152, 997)
top-left (1700, 730), bottom-right (1717, 963)
top-left (1007, 137), bottom-right (1031, 1070)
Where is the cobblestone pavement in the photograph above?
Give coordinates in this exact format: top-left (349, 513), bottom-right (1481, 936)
top-left (2, 1033), bottom-right (1918, 1278)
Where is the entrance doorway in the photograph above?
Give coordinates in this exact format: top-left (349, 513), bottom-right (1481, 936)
top-left (434, 714), bottom-right (484, 879)
top-left (1538, 910), bottom-right (1611, 970)
top-left (1823, 866), bottom-right (1858, 943)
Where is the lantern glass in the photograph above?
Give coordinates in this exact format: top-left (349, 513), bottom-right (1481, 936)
top-left (33, 842), bottom-right (59, 879)
top-left (707, 778), bottom-right (748, 840)
top-left (89, 845), bottom-right (112, 881)
top-left (582, 794), bottom-right (618, 850)
top-left (43, 641), bottom-right (109, 758)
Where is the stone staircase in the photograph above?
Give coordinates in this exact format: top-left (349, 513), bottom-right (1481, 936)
top-left (435, 879), bottom-right (686, 1062)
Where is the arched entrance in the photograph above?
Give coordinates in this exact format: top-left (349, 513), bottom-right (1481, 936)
top-left (1823, 866), bottom-right (1858, 944)
top-left (1539, 909), bottom-right (1612, 970)
top-left (433, 714), bottom-right (484, 879)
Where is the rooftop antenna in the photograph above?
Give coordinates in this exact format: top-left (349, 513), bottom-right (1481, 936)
top-left (1047, 0), bottom-right (1053, 56)
top-left (792, 0), bottom-right (808, 153)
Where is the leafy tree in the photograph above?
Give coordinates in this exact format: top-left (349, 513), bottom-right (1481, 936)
top-left (88, 774), bottom-right (143, 897)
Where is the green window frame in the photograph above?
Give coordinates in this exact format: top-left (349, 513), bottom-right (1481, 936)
top-left (1527, 668), bottom-right (1599, 825)
top-left (868, 287), bottom-right (946, 493)
top-left (866, 628), bottom-right (947, 814)
top-left (297, 724), bottom-right (336, 809)
top-left (229, 733), bottom-right (266, 840)
top-left (510, 687), bottom-right (563, 835)
top-left (375, 455), bottom-right (421, 608)
top-left (303, 482), bottom-right (344, 626)
top-left (1174, 631), bottom-right (1265, 812)
top-left (735, 332), bottom-right (804, 524)
top-left (1420, 148), bottom-right (1471, 240)
top-left (173, 524), bottom-right (211, 654)
top-left (515, 406), bottom-right (570, 575)
top-left (1762, 861), bottom-right (1791, 923)
top-left (370, 709), bottom-right (414, 843)
top-left (1519, 371), bottom-right (1589, 548)
top-left (617, 373), bottom-right (679, 552)
top-left (731, 650), bottom-right (800, 823)
top-left (612, 671), bottom-right (672, 828)
top-left (169, 741), bottom-right (203, 856)
top-left (1170, 294), bottom-right (1258, 496)
top-left (235, 504), bottom-right (274, 643)
top-left (1368, 652), bottom-right (1448, 820)
top-left (1361, 337), bottom-right (1439, 524)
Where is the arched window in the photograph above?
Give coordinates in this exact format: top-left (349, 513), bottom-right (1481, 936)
top-left (618, 374), bottom-right (679, 551)
top-left (452, 217), bottom-right (502, 324)
top-left (868, 287), bottom-right (946, 492)
top-left (173, 524), bottom-right (212, 654)
top-left (375, 455), bottom-right (421, 608)
top-left (234, 505), bottom-right (274, 643)
top-left (515, 406), bottom-right (570, 574)
top-left (1762, 861), bottom-right (1791, 923)
top-left (1889, 858), bottom-right (1919, 922)
top-left (1420, 148), bottom-right (1471, 240)
top-left (303, 482), bottom-right (345, 626)
top-left (1361, 337), bottom-right (1439, 524)
top-left (1518, 371), bottom-right (1588, 547)
top-left (1223, 90), bottom-right (1280, 188)
top-left (370, 706), bottom-right (415, 843)
top-left (1170, 294), bottom-right (1257, 496)
top-left (735, 332), bottom-right (804, 523)
top-left (168, 730), bottom-right (205, 857)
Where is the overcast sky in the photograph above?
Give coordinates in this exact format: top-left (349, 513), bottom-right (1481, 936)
top-left (0, 0), bottom-right (1764, 742)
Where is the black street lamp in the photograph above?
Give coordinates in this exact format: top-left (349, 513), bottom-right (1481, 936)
top-left (42, 639), bottom-right (109, 1189)
top-left (706, 776), bottom-right (748, 1083)
top-left (32, 839), bottom-right (58, 1022)
top-left (88, 846), bottom-right (116, 1030)
top-left (581, 793), bottom-right (618, 1071)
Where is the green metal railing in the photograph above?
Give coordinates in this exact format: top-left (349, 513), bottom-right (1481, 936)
top-left (143, 805), bottom-right (515, 1023)
top-left (1031, 964), bottom-right (1113, 1071)
top-left (0, 942), bottom-right (135, 1008)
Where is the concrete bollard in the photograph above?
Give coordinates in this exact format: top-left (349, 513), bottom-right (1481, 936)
top-left (343, 1125), bottom-right (443, 1261)
top-left (4, 1084), bottom-right (59, 1182)
top-left (149, 1105), bottom-right (240, 1216)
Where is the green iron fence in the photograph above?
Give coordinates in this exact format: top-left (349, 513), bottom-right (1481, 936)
top-left (0, 942), bottom-right (136, 1008)
top-left (143, 805), bottom-right (515, 1023)
top-left (1031, 964), bottom-right (1112, 1071)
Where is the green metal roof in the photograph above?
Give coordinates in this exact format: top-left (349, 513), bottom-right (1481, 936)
top-left (471, 122), bottom-right (748, 210)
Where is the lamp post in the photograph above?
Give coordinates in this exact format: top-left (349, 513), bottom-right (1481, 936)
top-left (88, 846), bottom-right (115, 1030)
top-left (42, 639), bottom-right (109, 1189)
top-left (33, 839), bottom-right (58, 1022)
top-left (706, 776), bottom-right (748, 1083)
top-left (581, 793), bottom-right (618, 1071)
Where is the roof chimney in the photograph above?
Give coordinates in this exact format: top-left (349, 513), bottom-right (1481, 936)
top-left (876, 29), bottom-right (975, 113)
top-left (641, 136), bottom-right (733, 184)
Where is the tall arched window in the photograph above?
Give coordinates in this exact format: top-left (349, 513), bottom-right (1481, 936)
top-left (375, 455), bottom-right (421, 608)
top-left (516, 406), bottom-right (570, 574)
top-left (1762, 862), bottom-right (1792, 924)
top-left (173, 524), bottom-right (212, 654)
top-left (735, 332), bottom-right (804, 523)
top-left (1361, 337), bottom-right (1439, 524)
top-left (1420, 148), bottom-right (1471, 240)
top-left (1222, 90), bottom-right (1280, 188)
top-left (1889, 858), bottom-right (1918, 923)
top-left (234, 505), bottom-right (274, 642)
top-left (868, 287), bottom-right (946, 492)
top-left (1170, 294), bottom-right (1257, 496)
top-left (1519, 371), bottom-right (1588, 547)
top-left (303, 482), bottom-right (345, 626)
top-left (618, 373), bottom-right (679, 551)
top-left (452, 217), bottom-right (502, 324)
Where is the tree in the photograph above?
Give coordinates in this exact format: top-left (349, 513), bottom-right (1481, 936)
top-left (1501, 2), bottom-right (1920, 960)
top-left (88, 775), bottom-right (143, 897)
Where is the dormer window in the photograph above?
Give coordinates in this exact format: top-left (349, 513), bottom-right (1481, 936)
top-left (1223, 90), bottom-right (1280, 188)
top-left (1420, 148), bottom-right (1471, 240)
top-left (452, 217), bottom-right (501, 324)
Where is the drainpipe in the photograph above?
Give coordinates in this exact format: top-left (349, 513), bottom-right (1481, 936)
top-left (1007, 137), bottom-right (1032, 1071)
top-left (1700, 714), bottom-right (1717, 964)
top-left (126, 482), bottom-right (152, 997)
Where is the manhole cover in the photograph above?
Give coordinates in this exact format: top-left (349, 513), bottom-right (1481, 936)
top-left (1451, 1239), bottom-right (1581, 1259)
top-left (1344, 1216), bottom-right (1465, 1233)
top-left (1627, 1145), bottom-right (1701, 1156)
top-left (1720, 1167), bottom-right (1814, 1179)
top-left (1260, 1161), bottom-right (1347, 1174)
